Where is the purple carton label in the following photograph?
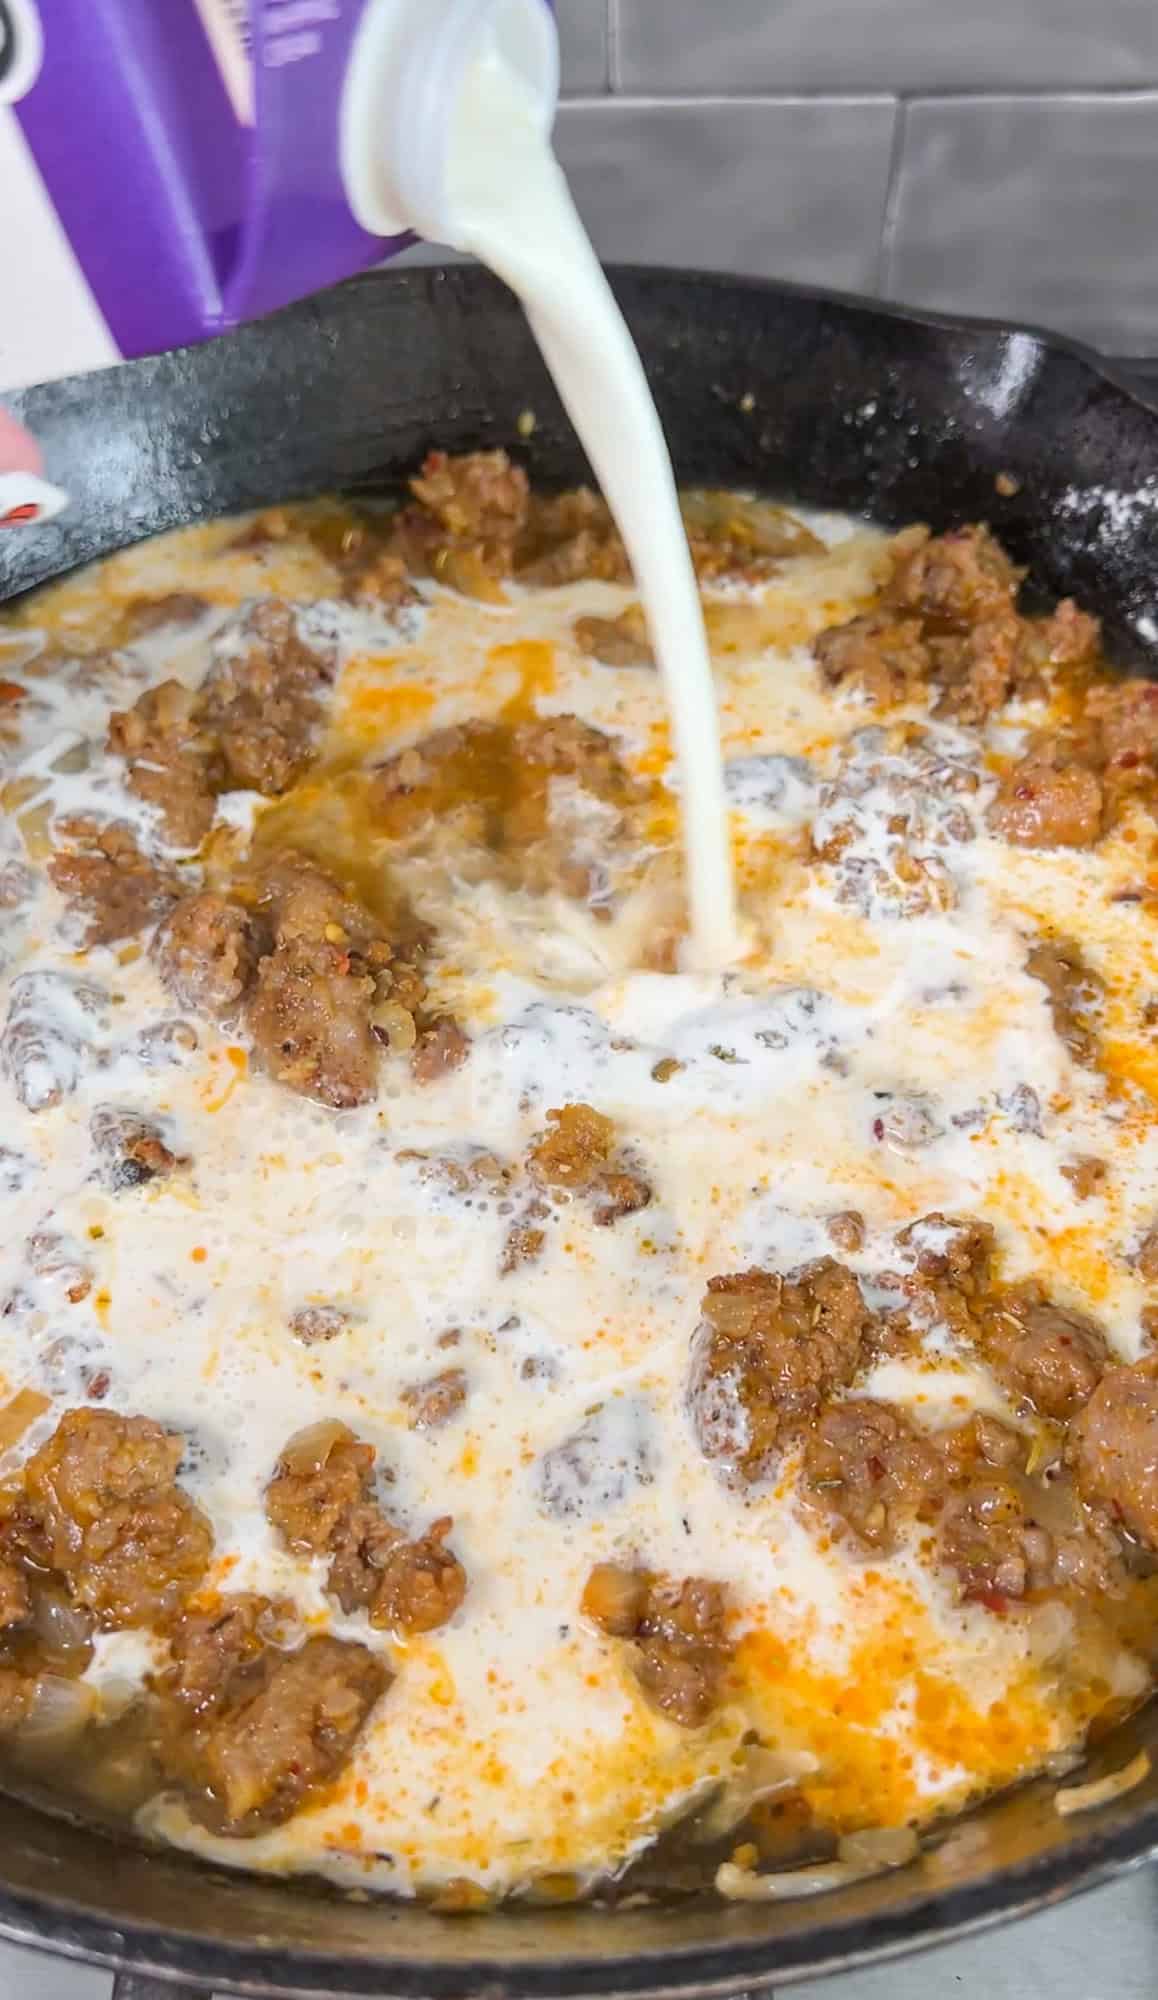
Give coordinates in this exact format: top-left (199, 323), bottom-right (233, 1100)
top-left (3, 0), bottom-right (409, 384)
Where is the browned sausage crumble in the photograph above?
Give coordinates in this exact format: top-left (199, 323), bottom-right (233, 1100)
top-left (49, 819), bottom-right (178, 945)
top-left (155, 856), bottom-right (447, 1110)
top-left (1025, 936), bottom-right (1105, 1068)
top-left (526, 1103), bottom-right (651, 1226)
top-left (108, 601), bottom-right (337, 847)
top-left (581, 1563), bottom-right (732, 1727)
top-left (265, 1421), bottom-right (466, 1635)
top-left (153, 1595), bottom-right (389, 1834)
top-left (0, 1409), bottom-right (391, 1836)
top-left (688, 1260), bottom-right (871, 1481)
top-left (3, 1410), bottom-right (212, 1629)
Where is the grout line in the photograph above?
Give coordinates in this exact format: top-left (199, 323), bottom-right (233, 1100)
top-left (875, 98), bottom-right (908, 297)
top-left (556, 91), bottom-right (901, 112)
top-left (557, 83), bottom-right (1158, 108)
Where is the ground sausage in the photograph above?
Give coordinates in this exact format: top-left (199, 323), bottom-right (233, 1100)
top-left (799, 1399), bottom-right (943, 1552)
top-left (199, 600), bottom-right (337, 798)
top-left (989, 749), bottom-right (1104, 848)
top-left (119, 591), bottom-right (208, 639)
top-left (89, 1107), bottom-right (187, 1190)
top-left (1026, 936), bottom-right (1104, 1068)
top-left (265, 1421), bottom-right (466, 1634)
top-left (49, 821), bottom-right (178, 946)
top-left (411, 1015), bottom-right (470, 1085)
top-left (108, 601), bottom-right (336, 847)
top-left (812, 523), bottom-right (1103, 728)
top-left (400, 1369), bottom-right (467, 1431)
top-left (978, 1286), bottom-right (1107, 1421)
top-left (289, 1304), bottom-right (352, 1345)
top-left (689, 1259), bottom-right (870, 1480)
top-left (8, 1409), bottom-right (211, 1629)
top-left (107, 679), bottom-right (218, 849)
top-left (383, 449), bottom-right (530, 599)
top-left (156, 1602), bottom-right (389, 1834)
top-left (1068, 1359), bottom-right (1158, 1550)
top-left (153, 893), bottom-right (261, 1019)
top-left (245, 859), bottom-right (423, 1110)
top-left (581, 1563), bottom-right (731, 1727)
top-left (527, 1104), bottom-right (651, 1225)
top-left (814, 611), bottom-right (930, 707)
top-left (573, 607), bottom-right (654, 669)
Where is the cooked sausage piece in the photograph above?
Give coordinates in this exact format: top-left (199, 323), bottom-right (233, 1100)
top-left (989, 749), bottom-right (1105, 849)
top-left (108, 600), bottom-right (337, 846)
top-left (153, 893), bottom-right (261, 1019)
top-left (1026, 936), bottom-right (1104, 1068)
top-left (198, 600), bottom-right (337, 798)
top-left (1068, 1359), bottom-right (1158, 1550)
top-left (89, 1107), bottom-right (187, 1190)
top-left (265, 1421), bottom-right (466, 1634)
top-left (573, 606), bottom-right (654, 669)
top-left (400, 1369), bottom-right (468, 1431)
top-left (156, 1596), bottom-right (389, 1833)
top-left (977, 1286), bottom-right (1107, 1421)
top-left (119, 591), bottom-right (208, 638)
top-left (581, 1563), bottom-right (731, 1727)
top-left (107, 679), bottom-right (218, 849)
top-left (49, 820), bottom-right (178, 946)
top-left (689, 1259), bottom-right (870, 1480)
top-left (527, 1103), bottom-right (651, 1224)
top-left (8, 1409), bottom-right (211, 1628)
top-left (799, 1399), bottom-right (943, 1552)
top-left (245, 859), bottom-right (422, 1110)
top-left (812, 523), bottom-right (1102, 728)
top-left (814, 611), bottom-right (930, 707)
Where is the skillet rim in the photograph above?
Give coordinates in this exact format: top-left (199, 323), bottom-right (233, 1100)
top-left (1, 262), bottom-right (1158, 1994)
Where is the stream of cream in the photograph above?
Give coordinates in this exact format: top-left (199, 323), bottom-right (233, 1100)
top-left (441, 44), bottom-right (741, 972)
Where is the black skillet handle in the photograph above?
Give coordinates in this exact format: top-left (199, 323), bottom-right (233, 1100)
top-left (112, 1975), bottom-right (213, 2000)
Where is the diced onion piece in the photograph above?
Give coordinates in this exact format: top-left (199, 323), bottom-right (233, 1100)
top-left (0, 1388), bottom-right (51, 1455)
top-left (17, 802), bottom-right (54, 860)
top-left (717, 1826), bottom-right (919, 1902)
top-left (49, 740), bottom-right (90, 776)
top-left (276, 1418), bottom-right (353, 1476)
top-left (1055, 1750), bottom-right (1151, 1817)
top-left (18, 1674), bottom-right (98, 1746)
top-left (371, 1000), bottom-right (417, 1053)
top-left (693, 1744), bottom-right (820, 1841)
top-left (31, 1589), bottom-right (93, 1662)
top-left (434, 547), bottom-right (507, 605)
top-left (580, 1562), bottom-right (646, 1636)
top-left (680, 491), bottom-right (823, 559)
top-left (837, 1826), bottom-right (921, 1870)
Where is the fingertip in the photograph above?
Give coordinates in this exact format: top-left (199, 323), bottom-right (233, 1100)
top-left (0, 408), bottom-right (44, 476)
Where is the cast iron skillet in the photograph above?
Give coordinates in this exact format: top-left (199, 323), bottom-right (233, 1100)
top-left (3, 266), bottom-right (1158, 1999)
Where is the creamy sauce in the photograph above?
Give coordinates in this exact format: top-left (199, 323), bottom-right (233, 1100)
top-left (1, 506), bottom-right (1156, 1897)
top-left (440, 44), bottom-right (739, 973)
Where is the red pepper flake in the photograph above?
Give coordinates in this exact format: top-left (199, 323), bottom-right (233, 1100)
top-left (0, 504), bottom-right (39, 526)
top-left (0, 680), bottom-right (26, 705)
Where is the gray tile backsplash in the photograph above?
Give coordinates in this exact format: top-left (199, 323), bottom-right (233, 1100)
top-left (883, 93), bottom-right (1158, 352)
top-left (613, 0), bottom-right (1158, 95)
top-left (553, 97), bottom-right (897, 290)
top-left (398, 2), bottom-right (1158, 351)
top-left (556, 0), bottom-right (608, 92)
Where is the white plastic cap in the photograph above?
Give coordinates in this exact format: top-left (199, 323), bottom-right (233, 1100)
top-left (341, 0), bottom-right (560, 242)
